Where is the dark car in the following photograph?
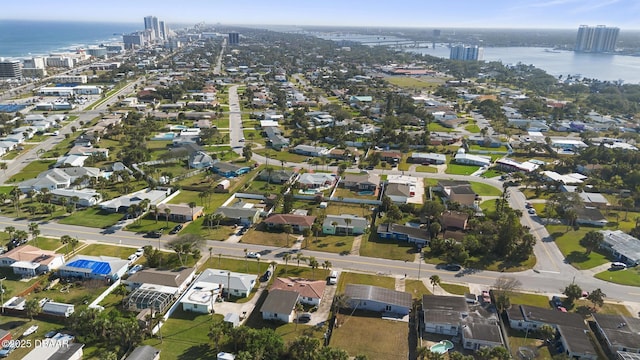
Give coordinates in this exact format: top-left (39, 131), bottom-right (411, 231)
top-left (551, 295), bottom-right (563, 307)
top-left (365, 165), bottom-right (375, 170)
top-left (170, 224), bottom-right (183, 234)
top-left (261, 270), bottom-right (272, 282)
top-left (146, 230), bottom-right (162, 238)
top-left (444, 264), bottom-right (462, 271)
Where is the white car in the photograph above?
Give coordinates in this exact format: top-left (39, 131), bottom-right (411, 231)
top-left (135, 247), bottom-right (145, 257)
top-left (246, 252), bottom-right (261, 259)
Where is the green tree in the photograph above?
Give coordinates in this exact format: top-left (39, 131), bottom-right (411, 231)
top-left (429, 275), bottom-right (440, 293)
top-left (166, 234), bottom-right (203, 266)
top-left (581, 231), bottom-right (603, 255)
top-left (539, 324), bottom-right (556, 342)
top-left (61, 235), bottom-right (72, 253)
top-left (282, 253), bottom-right (291, 276)
top-left (25, 298), bottom-right (41, 320)
top-left (288, 336), bottom-right (320, 360)
top-left (242, 145), bottom-right (252, 161)
top-left (112, 283), bottom-right (128, 304)
top-left (308, 256), bottom-right (319, 279)
top-left (282, 224), bottom-right (293, 246)
top-left (587, 288), bottom-right (606, 310)
top-left (563, 283), bottom-right (583, 305)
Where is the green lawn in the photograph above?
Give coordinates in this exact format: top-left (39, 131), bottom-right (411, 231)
top-left (385, 76), bottom-right (439, 89)
top-left (330, 315), bottom-right (408, 360)
top-left (595, 267), bottom-right (640, 287)
top-left (58, 207), bottom-right (122, 228)
top-left (439, 282), bottom-right (469, 295)
top-left (509, 292), bottom-right (553, 308)
top-left (337, 272), bottom-right (395, 293)
top-left (241, 226), bottom-right (298, 248)
top-left (547, 225), bottom-right (611, 269)
top-left (142, 309), bottom-right (221, 360)
top-left (415, 165), bottom-right (437, 173)
top-left (255, 148), bottom-right (308, 163)
top-left (465, 124), bottom-right (481, 133)
top-left (480, 169), bottom-right (503, 178)
top-left (469, 144), bottom-right (509, 152)
top-left (359, 233), bottom-right (417, 261)
top-left (507, 327), bottom-right (552, 360)
top-left (27, 237), bottom-right (63, 251)
top-left (405, 279), bottom-right (431, 299)
top-left (244, 179), bottom-right (287, 195)
top-left (8, 160), bottom-right (56, 182)
top-left (324, 203), bottom-right (371, 217)
top-left (125, 216), bottom-right (183, 234)
top-left (305, 234), bottom-right (354, 254)
top-left (0, 186), bottom-right (13, 194)
top-left (428, 122), bottom-right (453, 132)
top-left (480, 199), bottom-right (498, 213)
top-left (0, 267), bottom-right (43, 299)
top-left (445, 163), bottom-right (480, 175)
top-left (470, 181), bottom-right (502, 196)
top-left (79, 243), bottom-right (137, 259)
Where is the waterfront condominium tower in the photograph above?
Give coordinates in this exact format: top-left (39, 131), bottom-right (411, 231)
top-left (449, 44), bottom-right (483, 61)
top-left (144, 16), bottom-right (160, 40)
top-left (575, 25), bottom-right (619, 53)
top-left (228, 32), bottom-right (240, 45)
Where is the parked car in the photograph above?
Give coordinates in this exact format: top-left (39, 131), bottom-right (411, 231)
top-left (551, 295), bottom-right (563, 307)
top-left (611, 262), bottom-right (627, 270)
top-left (146, 230), bottom-right (162, 238)
top-left (246, 252), bottom-right (261, 259)
top-left (0, 343), bottom-right (17, 357)
top-left (127, 254), bottom-right (138, 263)
top-left (444, 263), bottom-right (462, 271)
top-left (170, 224), bottom-right (183, 234)
top-left (482, 290), bottom-right (491, 303)
top-left (261, 270), bottom-right (272, 282)
top-left (135, 247), bottom-right (145, 257)
top-left (528, 208), bottom-right (536, 215)
top-left (525, 202), bottom-right (533, 208)
top-left (296, 313), bottom-right (312, 323)
top-left (128, 264), bottom-right (144, 276)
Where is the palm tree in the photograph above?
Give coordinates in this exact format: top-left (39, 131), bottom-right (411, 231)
top-left (344, 218), bottom-right (352, 236)
top-left (294, 302), bottom-right (304, 331)
top-left (5, 226), bottom-right (15, 241)
top-left (322, 260), bottom-right (332, 274)
top-left (69, 237), bottom-right (79, 253)
top-left (283, 253), bottom-right (292, 276)
top-left (243, 248), bottom-right (249, 272)
top-left (282, 224), bottom-right (293, 246)
top-left (270, 261), bottom-right (277, 273)
top-left (112, 283), bottom-right (128, 304)
top-left (308, 256), bottom-right (319, 279)
top-left (429, 275), bottom-right (441, 294)
top-left (60, 235), bottom-right (72, 254)
top-left (152, 205), bottom-right (159, 223)
top-left (295, 252), bottom-right (304, 267)
top-left (164, 207), bottom-right (171, 227)
top-left (188, 201), bottom-right (197, 220)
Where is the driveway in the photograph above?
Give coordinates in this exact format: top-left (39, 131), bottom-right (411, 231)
top-left (306, 273), bottom-right (338, 326)
top-left (214, 281), bottom-right (269, 325)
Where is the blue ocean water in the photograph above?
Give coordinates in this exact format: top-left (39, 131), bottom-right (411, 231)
top-left (0, 20), bottom-right (140, 58)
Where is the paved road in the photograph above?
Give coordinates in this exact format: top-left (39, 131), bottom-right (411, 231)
top-left (228, 85), bottom-right (243, 154)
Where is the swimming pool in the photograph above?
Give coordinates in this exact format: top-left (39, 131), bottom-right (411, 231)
top-left (358, 190), bottom-right (374, 196)
top-left (169, 125), bottom-right (188, 130)
top-left (152, 132), bottom-right (176, 140)
top-left (430, 340), bottom-right (454, 354)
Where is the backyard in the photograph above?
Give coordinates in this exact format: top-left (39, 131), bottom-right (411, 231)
top-left (330, 314), bottom-right (409, 360)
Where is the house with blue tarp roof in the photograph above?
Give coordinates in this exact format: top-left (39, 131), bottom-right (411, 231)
top-left (58, 255), bottom-right (129, 281)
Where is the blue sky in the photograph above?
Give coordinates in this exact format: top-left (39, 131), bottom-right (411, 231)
top-left (2, 0), bottom-right (639, 29)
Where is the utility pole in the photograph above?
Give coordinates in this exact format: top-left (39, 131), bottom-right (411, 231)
top-left (0, 277), bottom-right (5, 313)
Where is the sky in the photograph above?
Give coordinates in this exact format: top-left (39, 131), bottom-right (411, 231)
top-left (2, 0), bottom-right (640, 29)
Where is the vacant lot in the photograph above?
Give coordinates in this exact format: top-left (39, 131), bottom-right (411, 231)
top-left (337, 272), bottom-right (395, 293)
top-left (445, 163), bottom-right (480, 175)
top-left (8, 160), bottom-right (56, 182)
top-left (330, 313), bottom-right (408, 360)
top-left (359, 233), bottom-right (417, 261)
top-left (547, 225), bottom-right (611, 270)
top-left (58, 207), bottom-right (122, 228)
top-left (470, 181), bottom-right (502, 196)
top-left (305, 234), bottom-right (354, 254)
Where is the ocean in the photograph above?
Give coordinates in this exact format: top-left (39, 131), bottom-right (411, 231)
top-left (0, 20), bottom-right (140, 58)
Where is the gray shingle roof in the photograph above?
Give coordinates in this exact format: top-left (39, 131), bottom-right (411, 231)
top-left (261, 289), bottom-right (299, 314)
top-left (345, 284), bottom-right (411, 308)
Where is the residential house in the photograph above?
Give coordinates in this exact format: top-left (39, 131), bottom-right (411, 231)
top-left (195, 119), bottom-right (212, 128)
top-left (51, 188), bottom-right (102, 207)
top-left (211, 162), bottom-right (251, 178)
top-left (263, 126), bottom-right (289, 151)
top-left (271, 277), bottom-right (326, 306)
top-left (0, 245), bottom-right (65, 277)
top-left (21, 342), bottom-right (84, 360)
top-left (124, 267), bottom-right (197, 296)
top-left (258, 169), bottom-right (295, 184)
top-left (18, 167), bottom-right (101, 193)
top-left (575, 207), bottom-right (608, 227)
top-left (100, 189), bottom-right (169, 213)
top-left (344, 284), bottom-right (412, 316)
top-left (592, 313), bottom-right (640, 355)
top-left (341, 173), bottom-right (379, 191)
top-left (322, 214), bottom-right (368, 235)
top-left (68, 145), bottom-right (109, 158)
top-left (377, 223), bottom-right (430, 247)
top-left (42, 301), bottom-right (75, 317)
top-left (599, 230), bottom-right (640, 266)
top-left (376, 150), bottom-right (402, 163)
top-left (385, 183), bottom-right (413, 204)
top-left (189, 151), bottom-right (214, 169)
top-left (125, 345), bottom-right (161, 360)
top-left (423, 295), bottom-right (505, 351)
top-left (328, 148), bottom-right (358, 161)
top-left (297, 173), bottom-right (336, 189)
top-left (441, 211), bottom-right (469, 230)
top-left (495, 158), bottom-right (539, 173)
top-left (58, 255), bottom-right (129, 281)
top-left (468, 135), bottom-right (502, 148)
top-left (156, 203), bottom-right (204, 222)
top-left (541, 171), bottom-right (587, 185)
top-left (198, 269), bottom-right (257, 298)
top-left (55, 154), bottom-right (88, 168)
top-left (263, 214), bottom-right (316, 233)
top-left (214, 206), bottom-right (261, 226)
top-left (261, 289), bottom-right (300, 323)
top-left (73, 132), bottom-right (99, 147)
top-left (291, 144), bottom-right (330, 157)
top-left (181, 279), bottom-right (223, 314)
top-left (409, 152), bottom-right (446, 165)
top-left (436, 180), bottom-right (478, 207)
top-left (507, 305), bottom-right (597, 360)
top-left (454, 152), bottom-right (492, 167)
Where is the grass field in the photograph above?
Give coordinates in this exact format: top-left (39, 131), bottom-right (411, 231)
top-left (8, 160), bottom-right (55, 182)
top-left (509, 292), bottom-right (553, 308)
top-left (27, 237), bottom-right (63, 251)
top-left (470, 181), bottom-right (502, 196)
top-left (385, 76), bottom-right (441, 89)
top-left (255, 148), bottom-right (308, 163)
top-left (465, 124), bottom-right (481, 133)
top-left (547, 225), bottom-right (611, 270)
top-left (359, 233), bottom-right (417, 261)
top-left (337, 272), bottom-right (395, 293)
top-left (445, 163), bottom-right (480, 175)
top-left (241, 226), bottom-right (298, 248)
top-left (480, 169), bottom-right (504, 178)
top-left (439, 282), bottom-right (469, 295)
top-left (305, 234), bottom-right (354, 254)
top-left (405, 279), bottom-right (431, 299)
top-left (58, 207), bottom-right (122, 228)
top-left (428, 122), bottom-right (453, 133)
top-left (78, 243), bottom-right (137, 259)
top-left (595, 267), bottom-right (640, 287)
top-left (415, 165), bottom-right (437, 173)
top-left (330, 314), bottom-right (409, 360)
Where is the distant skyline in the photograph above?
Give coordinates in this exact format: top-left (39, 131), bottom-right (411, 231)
top-left (2, 0), bottom-right (640, 30)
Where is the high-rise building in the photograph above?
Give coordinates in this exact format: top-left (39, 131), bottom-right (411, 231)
top-left (159, 21), bottom-right (168, 41)
top-left (575, 25), bottom-right (619, 53)
top-left (0, 59), bottom-right (22, 79)
top-left (123, 32), bottom-right (145, 50)
top-left (144, 16), bottom-right (160, 40)
top-left (449, 44), bottom-right (483, 61)
top-left (228, 32), bottom-right (240, 45)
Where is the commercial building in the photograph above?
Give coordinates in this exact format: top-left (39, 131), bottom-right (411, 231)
top-left (228, 32), bottom-right (240, 45)
top-left (575, 25), bottom-right (619, 53)
top-left (144, 16), bottom-right (160, 40)
top-left (0, 59), bottom-right (22, 79)
top-left (123, 32), bottom-right (145, 50)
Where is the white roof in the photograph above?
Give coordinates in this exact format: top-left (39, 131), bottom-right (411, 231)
top-left (260, 120), bottom-right (279, 128)
top-left (197, 269), bottom-right (257, 292)
top-left (181, 281), bottom-right (221, 306)
top-left (542, 171), bottom-right (586, 184)
top-left (10, 261), bottom-right (39, 270)
top-left (497, 158), bottom-right (539, 172)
